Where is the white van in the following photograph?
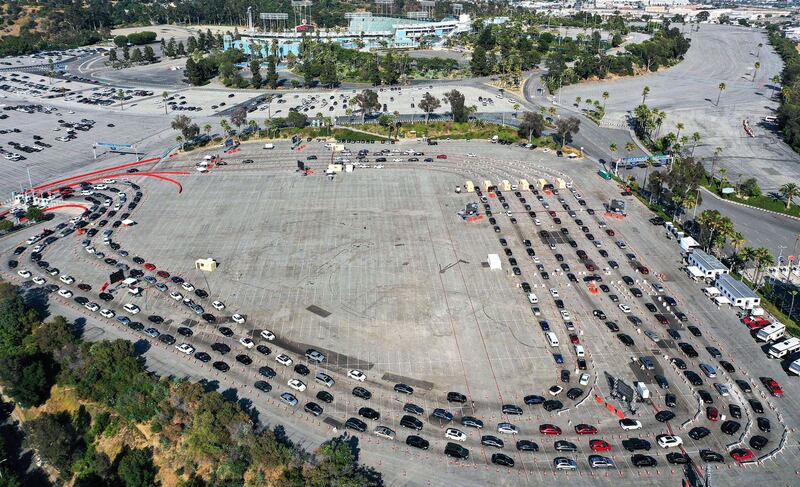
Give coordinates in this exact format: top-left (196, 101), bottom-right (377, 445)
top-left (264, 143), bottom-right (275, 149)
top-left (527, 293), bottom-right (539, 304)
top-left (575, 345), bottom-right (585, 357)
top-left (546, 332), bottom-right (559, 347)
top-left (634, 381), bottom-right (650, 400)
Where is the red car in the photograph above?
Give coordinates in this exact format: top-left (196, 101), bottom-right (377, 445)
top-left (589, 439), bottom-right (612, 452)
top-left (585, 263), bottom-right (597, 272)
top-left (436, 154), bottom-right (447, 159)
top-left (156, 270), bottom-right (170, 279)
top-left (605, 229), bottom-right (615, 236)
top-left (760, 377), bottom-right (784, 396)
top-left (706, 406), bottom-right (719, 422)
top-left (539, 424), bottom-right (562, 435)
top-left (569, 334), bottom-right (580, 345)
top-left (574, 424), bottom-right (598, 435)
top-left (655, 314), bottom-right (668, 325)
top-left (637, 265), bottom-right (650, 275)
top-left (143, 263), bottom-right (156, 271)
top-left (730, 448), bottom-right (754, 462)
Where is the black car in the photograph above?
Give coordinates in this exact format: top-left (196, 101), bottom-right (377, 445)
top-left (148, 315), bottom-right (163, 324)
top-left (554, 440), bottom-right (577, 452)
top-left (13, 247), bottom-right (25, 255)
top-left (259, 366), bottom-right (276, 378)
top-left (566, 388), bottom-right (583, 400)
top-left (617, 334), bottom-right (635, 346)
top-left (294, 364), bottom-right (310, 376)
top-left (736, 380), bottom-right (753, 393)
top-left (679, 342), bottom-right (699, 358)
top-left (688, 427), bottom-right (711, 440)
top-left (236, 354), bottom-right (252, 365)
top-left (757, 417), bottom-right (771, 432)
top-left (345, 417), bottom-right (367, 432)
top-left (218, 326), bottom-right (234, 337)
top-left (749, 399), bottom-right (764, 414)
top-left (491, 453), bottom-right (515, 468)
top-left (8, 260), bottom-right (18, 269)
top-left (543, 400), bottom-right (563, 412)
top-left (254, 381), bottom-right (272, 393)
top-left (750, 435), bottom-right (769, 451)
top-left (560, 370), bottom-right (570, 383)
top-left (213, 361), bottom-right (230, 372)
top-left (699, 449), bottom-right (724, 463)
top-left (524, 395), bottom-right (545, 405)
top-left (605, 321), bottom-right (620, 332)
top-left (316, 390), bottom-right (334, 403)
top-left (502, 404), bottom-right (523, 415)
top-left (394, 383), bottom-right (414, 395)
top-left (672, 358), bottom-right (687, 370)
top-left (666, 452), bottom-right (691, 465)
top-left (158, 334), bottom-right (175, 345)
top-left (688, 326), bottom-right (702, 337)
top-left (212, 343), bottom-right (230, 354)
top-left (631, 454), bottom-right (657, 468)
top-left (132, 257), bottom-right (145, 264)
top-left (353, 386), bottom-right (372, 400)
top-left (432, 408), bottom-right (454, 422)
top-left (194, 352), bottom-right (211, 362)
top-left (721, 420), bottom-right (741, 435)
top-left (447, 391), bottom-right (467, 403)
top-left (665, 394), bottom-right (677, 408)
top-left (719, 361), bottom-right (736, 373)
top-left (655, 410), bottom-right (676, 423)
top-left (201, 313), bottom-right (216, 323)
top-left (358, 407), bottom-right (380, 421)
top-left (177, 327), bottom-right (193, 337)
top-left (516, 440), bottom-right (539, 452)
top-left (698, 390), bottom-right (713, 404)
top-left (406, 435), bottom-right (429, 450)
top-left (444, 442), bottom-right (469, 459)
top-left (481, 435), bottom-right (504, 448)
top-left (256, 344), bottom-right (271, 355)
top-left (403, 403), bottom-right (424, 415)
top-left (400, 415), bottom-right (423, 431)
top-left (622, 438), bottom-right (651, 452)
top-left (684, 371), bottom-right (702, 386)
top-left (729, 404), bottom-right (742, 419)
top-left (194, 289), bottom-right (208, 299)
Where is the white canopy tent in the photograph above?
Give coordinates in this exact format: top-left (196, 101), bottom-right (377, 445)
top-left (714, 296), bottom-right (732, 306)
top-left (686, 266), bottom-right (704, 278)
top-left (488, 254), bottom-right (502, 270)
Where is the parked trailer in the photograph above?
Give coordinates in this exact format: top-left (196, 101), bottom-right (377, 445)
top-left (553, 177), bottom-right (566, 189)
top-left (789, 358), bottom-right (800, 376)
top-left (756, 322), bottom-right (786, 343)
top-left (482, 180), bottom-right (492, 192)
top-left (500, 179), bottom-right (511, 191)
top-left (465, 180), bottom-right (475, 193)
top-left (536, 178), bottom-right (548, 190)
top-left (518, 179), bottom-right (529, 191)
top-left (768, 337), bottom-right (800, 359)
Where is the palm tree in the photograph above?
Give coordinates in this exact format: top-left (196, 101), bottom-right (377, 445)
top-left (575, 96), bottom-right (582, 107)
top-left (729, 231), bottom-right (746, 260)
top-left (601, 91), bottom-right (609, 111)
top-left (675, 122), bottom-right (684, 140)
top-left (641, 85), bottom-right (650, 104)
top-left (753, 62), bottom-right (760, 82)
top-left (548, 107), bottom-right (557, 117)
top-left (220, 119), bottom-right (231, 136)
top-left (752, 247), bottom-right (775, 288)
top-left (162, 91), bottom-right (169, 115)
top-left (624, 142), bottom-right (635, 154)
top-left (716, 82), bottom-right (726, 106)
top-left (117, 89), bottom-right (125, 110)
top-left (756, 42), bottom-right (763, 58)
top-left (642, 157), bottom-right (654, 199)
top-left (248, 119), bottom-right (259, 134)
top-left (709, 146), bottom-right (723, 182)
top-left (780, 182), bottom-right (799, 210)
top-left (690, 132), bottom-right (701, 156)
top-left (203, 123), bottom-right (212, 136)
top-left (176, 135), bottom-right (184, 150)
top-left (737, 246), bottom-right (757, 275)
top-left (770, 74), bottom-right (781, 99)
top-left (609, 143), bottom-right (617, 155)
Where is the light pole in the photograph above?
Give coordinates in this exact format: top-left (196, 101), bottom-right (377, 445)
top-left (789, 290), bottom-right (798, 318)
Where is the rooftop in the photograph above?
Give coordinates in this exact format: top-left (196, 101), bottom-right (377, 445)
top-left (716, 274), bottom-right (757, 300)
top-left (690, 249), bottom-right (728, 272)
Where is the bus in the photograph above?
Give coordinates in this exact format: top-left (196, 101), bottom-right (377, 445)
top-left (767, 337), bottom-right (800, 359)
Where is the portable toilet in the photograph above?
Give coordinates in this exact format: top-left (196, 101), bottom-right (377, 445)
top-left (465, 180), bottom-right (475, 193)
top-left (482, 180), bottom-right (492, 191)
top-left (554, 177), bottom-right (566, 189)
top-left (537, 178), bottom-right (548, 190)
top-left (518, 179), bottom-right (529, 191)
top-left (500, 179), bottom-right (511, 191)
top-left (345, 164), bottom-right (354, 172)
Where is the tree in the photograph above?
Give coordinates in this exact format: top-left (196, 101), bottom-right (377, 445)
top-left (752, 246), bottom-right (775, 287)
top-left (171, 115), bottom-right (199, 141)
top-left (518, 112), bottom-right (545, 141)
top-left (601, 91), bottom-right (609, 110)
top-left (752, 61), bottom-right (760, 82)
top-left (641, 85), bottom-right (650, 104)
top-left (378, 114), bottom-right (396, 139)
top-left (249, 60), bottom-right (262, 89)
top-left (624, 142), bottom-right (635, 154)
top-left (122, 45), bottom-right (130, 61)
top-left (0, 354), bottom-right (49, 407)
top-left (220, 119), bottom-right (231, 136)
top-left (108, 48), bottom-right (117, 62)
top-left (286, 111), bottom-right (308, 128)
top-left (690, 131), bottom-right (701, 156)
top-left (117, 447), bottom-right (159, 487)
top-left (418, 92), bottom-right (441, 123)
top-left (675, 122), bottom-right (684, 140)
top-left (130, 47), bottom-right (142, 63)
top-left (143, 45), bottom-right (156, 63)
top-left (445, 90), bottom-right (467, 123)
top-left (25, 206), bottom-right (45, 222)
top-left (555, 116), bottom-right (581, 145)
top-left (161, 91), bottom-right (168, 115)
top-left (354, 89), bottom-right (380, 123)
top-left (230, 107), bottom-right (247, 130)
top-left (266, 55), bottom-right (278, 89)
top-left (187, 36), bottom-right (197, 53)
top-left (470, 45), bottom-right (490, 77)
top-left (696, 11), bottom-right (710, 22)
top-left (780, 182), bottom-right (799, 210)
top-left (0, 219), bottom-right (13, 232)
top-left (23, 412), bottom-right (83, 472)
top-left (165, 37), bottom-right (176, 58)
top-left (716, 82), bottom-right (726, 106)
top-left (203, 124), bottom-right (212, 136)
top-left (740, 177), bottom-right (761, 197)
top-left (320, 60), bottom-right (339, 88)
top-left (176, 41), bottom-right (186, 57)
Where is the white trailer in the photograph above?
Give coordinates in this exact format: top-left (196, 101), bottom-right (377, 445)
top-left (756, 322), bottom-right (786, 343)
top-left (768, 337), bottom-right (800, 359)
top-left (789, 358), bottom-right (800, 376)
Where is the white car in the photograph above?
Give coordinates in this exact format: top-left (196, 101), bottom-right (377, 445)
top-left (59, 275), bottom-right (75, 285)
top-left (169, 291), bottom-right (183, 301)
top-left (550, 288), bottom-right (559, 298)
top-left (86, 246), bottom-right (96, 254)
top-left (181, 282), bottom-right (195, 292)
top-left (260, 329), bottom-right (275, 341)
top-left (548, 385), bottom-right (563, 396)
top-left (657, 435), bottom-right (683, 449)
top-left (123, 303), bottom-right (140, 314)
top-left (579, 373), bottom-right (590, 386)
top-left (374, 426), bottom-right (396, 440)
top-left (554, 458), bottom-right (577, 471)
top-left (445, 428), bottom-right (467, 442)
top-left (239, 337), bottom-right (255, 349)
top-left (618, 304), bottom-right (632, 313)
top-left (348, 369), bottom-right (366, 382)
top-left (374, 164), bottom-right (384, 169)
top-left (560, 310), bottom-right (571, 320)
top-left (93, 184), bottom-right (108, 190)
top-left (100, 309), bottom-right (115, 319)
top-left (84, 302), bottom-right (100, 312)
top-left (212, 300), bottom-right (225, 310)
top-left (619, 418), bottom-right (642, 431)
top-left (32, 276), bottom-right (46, 285)
top-left (288, 379), bottom-right (307, 392)
top-left (57, 289), bottom-right (73, 298)
top-left (232, 314), bottom-right (245, 324)
top-left (17, 269), bottom-right (32, 278)
top-left (103, 178), bottom-right (116, 184)
top-left (276, 354), bottom-right (293, 366)
top-left (466, 153), bottom-right (476, 157)
top-left (497, 422), bottom-right (519, 435)
top-left (176, 343), bottom-right (195, 355)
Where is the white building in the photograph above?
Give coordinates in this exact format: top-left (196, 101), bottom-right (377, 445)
top-left (687, 249), bottom-right (729, 280)
top-left (715, 274), bottom-right (760, 310)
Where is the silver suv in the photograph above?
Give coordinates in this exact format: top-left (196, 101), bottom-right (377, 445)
top-left (305, 349), bottom-right (326, 363)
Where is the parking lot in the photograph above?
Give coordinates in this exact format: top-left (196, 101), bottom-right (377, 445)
top-left (2, 139), bottom-right (799, 486)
